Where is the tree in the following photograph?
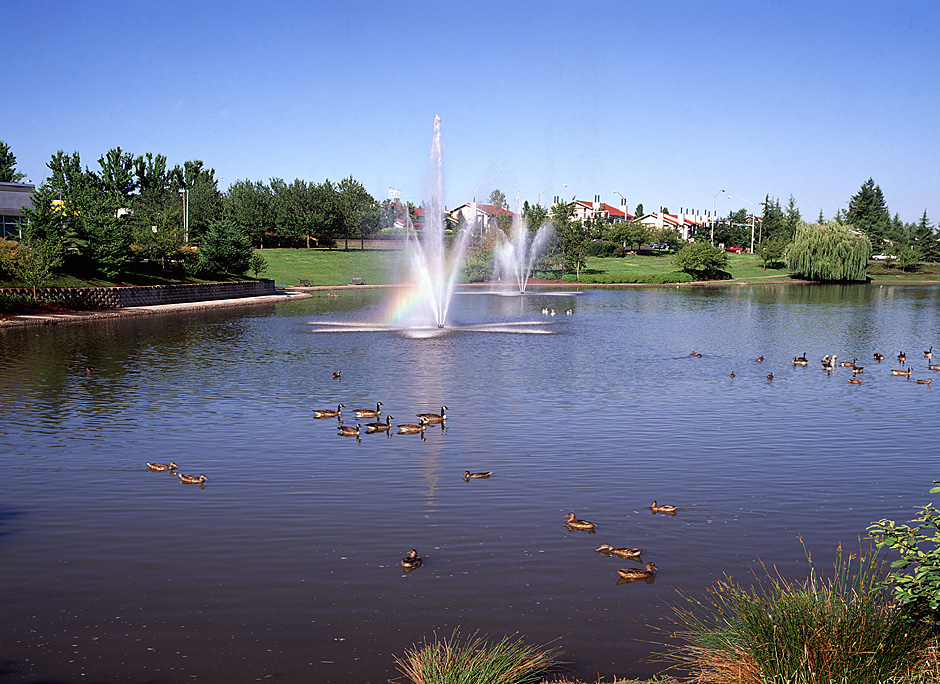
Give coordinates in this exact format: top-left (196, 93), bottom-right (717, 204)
top-left (199, 218), bottom-right (253, 274)
top-left (552, 199), bottom-right (586, 280)
top-left (336, 176), bottom-right (380, 250)
top-left (97, 147), bottom-right (137, 204)
top-left (846, 178), bottom-right (891, 246)
top-left (225, 179), bottom-right (274, 248)
top-left (609, 221), bottom-right (650, 251)
top-left (761, 195), bottom-right (785, 242)
top-left (787, 221), bottom-right (871, 282)
top-left (177, 160), bottom-right (223, 243)
top-left (6, 239), bottom-right (59, 297)
top-left (911, 210), bottom-right (940, 262)
top-left (783, 195), bottom-right (801, 241)
top-left (0, 140), bottom-right (26, 182)
top-left (633, 203), bottom-right (644, 217)
top-left (672, 241), bottom-right (729, 279)
top-left (488, 189), bottom-right (507, 210)
top-left (756, 235), bottom-right (787, 270)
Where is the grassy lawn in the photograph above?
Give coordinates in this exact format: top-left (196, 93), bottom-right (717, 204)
top-left (259, 247), bottom-right (399, 287)
top-left (581, 252), bottom-right (790, 281)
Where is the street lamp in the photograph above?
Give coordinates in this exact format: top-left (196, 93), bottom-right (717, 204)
top-left (711, 189), bottom-right (725, 244)
top-left (537, 184), bottom-right (567, 207)
top-left (728, 195), bottom-right (755, 254)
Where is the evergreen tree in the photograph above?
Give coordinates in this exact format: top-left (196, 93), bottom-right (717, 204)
top-left (761, 195), bottom-right (785, 242)
top-left (846, 178), bottom-right (891, 246)
top-left (199, 218), bottom-right (253, 274)
top-left (784, 195), bottom-right (801, 241)
top-left (912, 210), bottom-right (940, 262)
top-left (0, 140), bottom-right (26, 182)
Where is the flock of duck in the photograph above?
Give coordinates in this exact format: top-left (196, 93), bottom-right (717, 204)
top-left (145, 461), bottom-right (207, 486)
top-left (705, 346), bottom-right (940, 385)
top-left (564, 501), bottom-right (677, 583)
top-left (312, 396), bottom-right (450, 441)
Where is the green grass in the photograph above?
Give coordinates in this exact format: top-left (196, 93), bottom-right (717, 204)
top-left (395, 629), bottom-right (560, 684)
top-left (664, 545), bottom-right (938, 684)
top-left (258, 246), bottom-right (399, 287)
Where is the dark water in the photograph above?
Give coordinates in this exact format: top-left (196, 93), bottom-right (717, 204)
top-left (2, 284), bottom-right (939, 683)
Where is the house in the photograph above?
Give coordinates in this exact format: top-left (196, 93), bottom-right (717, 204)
top-left (571, 196), bottom-right (633, 225)
top-left (635, 210), bottom-right (705, 241)
top-left (448, 202), bottom-right (515, 233)
top-left (0, 182), bottom-right (35, 240)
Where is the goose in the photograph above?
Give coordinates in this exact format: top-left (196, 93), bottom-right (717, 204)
top-left (926, 346), bottom-right (934, 359)
top-left (650, 501), bottom-right (678, 514)
top-left (177, 473), bottom-right (207, 484)
top-left (337, 423), bottom-right (361, 437)
top-left (874, 353), bottom-right (885, 361)
top-left (332, 370), bottom-right (342, 379)
top-left (892, 367), bottom-right (913, 376)
top-left (691, 351), bottom-right (702, 358)
top-left (839, 358), bottom-right (857, 367)
top-left (401, 549), bottom-right (422, 570)
top-left (595, 544), bottom-right (643, 560)
top-left (565, 308), bottom-right (573, 315)
top-left (792, 357), bottom-right (808, 366)
top-left (541, 307), bottom-right (549, 315)
top-left (463, 471), bottom-right (492, 480)
top-left (146, 461), bottom-right (178, 472)
top-left (416, 406), bottom-right (448, 424)
top-left (564, 512), bottom-right (596, 531)
top-left (898, 352), bottom-right (907, 363)
top-left (822, 355), bottom-right (837, 371)
top-left (314, 403), bottom-right (344, 418)
top-left (822, 354), bottom-right (831, 363)
top-left (617, 562), bottom-right (658, 580)
top-left (928, 364), bottom-right (940, 371)
top-left (917, 378), bottom-right (932, 385)
top-left (397, 417), bottom-right (429, 434)
top-left (797, 352), bottom-right (808, 362)
top-left (365, 415), bottom-right (394, 432)
top-left (354, 402), bottom-right (382, 418)
top-left (852, 366), bottom-right (864, 374)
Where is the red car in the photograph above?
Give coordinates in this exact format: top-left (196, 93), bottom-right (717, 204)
top-left (726, 246), bottom-right (744, 253)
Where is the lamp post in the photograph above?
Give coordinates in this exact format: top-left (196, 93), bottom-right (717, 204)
top-left (727, 195), bottom-right (755, 254)
top-left (179, 189), bottom-right (189, 244)
top-left (537, 184), bottom-right (567, 208)
top-left (711, 188), bottom-right (725, 244)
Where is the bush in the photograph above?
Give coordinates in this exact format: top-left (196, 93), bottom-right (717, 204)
top-left (869, 479), bottom-right (940, 625)
top-left (584, 240), bottom-right (619, 257)
top-left (394, 629), bottom-right (559, 684)
top-left (199, 219), bottom-right (253, 274)
top-left (666, 545), bottom-right (935, 684)
top-left (671, 241), bottom-right (730, 278)
top-left (561, 271), bottom-right (693, 284)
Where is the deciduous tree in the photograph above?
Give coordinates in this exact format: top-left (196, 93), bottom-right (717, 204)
top-left (787, 221), bottom-right (871, 281)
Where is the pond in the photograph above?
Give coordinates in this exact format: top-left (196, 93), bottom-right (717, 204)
top-left (2, 283), bottom-right (938, 683)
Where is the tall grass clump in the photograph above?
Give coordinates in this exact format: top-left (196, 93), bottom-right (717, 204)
top-left (665, 544), bottom-right (936, 684)
top-left (394, 629), bottom-right (559, 684)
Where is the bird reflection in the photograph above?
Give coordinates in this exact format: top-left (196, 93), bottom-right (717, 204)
top-left (616, 573), bottom-right (657, 586)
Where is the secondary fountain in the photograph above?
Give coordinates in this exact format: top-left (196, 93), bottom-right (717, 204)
top-left (492, 194), bottom-right (552, 295)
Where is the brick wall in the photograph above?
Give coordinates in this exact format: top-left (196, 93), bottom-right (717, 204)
top-left (0, 280), bottom-right (276, 309)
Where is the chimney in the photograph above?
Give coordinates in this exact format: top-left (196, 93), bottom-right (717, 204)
top-left (593, 194), bottom-right (602, 210)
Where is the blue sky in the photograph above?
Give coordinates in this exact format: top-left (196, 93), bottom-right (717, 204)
top-left (6, 1), bottom-right (939, 223)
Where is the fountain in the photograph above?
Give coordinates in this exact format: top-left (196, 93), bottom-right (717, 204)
top-left (492, 193), bottom-right (552, 295)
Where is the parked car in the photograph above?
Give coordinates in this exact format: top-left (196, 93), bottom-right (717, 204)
top-left (726, 246), bottom-right (744, 253)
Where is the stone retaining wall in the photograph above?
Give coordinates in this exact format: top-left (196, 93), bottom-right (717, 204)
top-left (0, 280), bottom-right (276, 309)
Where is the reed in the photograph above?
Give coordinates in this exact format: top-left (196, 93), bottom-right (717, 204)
top-left (664, 544), bottom-right (937, 684)
top-left (395, 629), bottom-right (560, 684)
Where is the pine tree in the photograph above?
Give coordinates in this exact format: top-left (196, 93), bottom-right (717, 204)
top-left (846, 178), bottom-right (891, 246)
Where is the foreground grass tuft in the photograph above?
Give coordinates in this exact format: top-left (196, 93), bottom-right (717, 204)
top-left (395, 629), bottom-right (560, 684)
top-left (665, 544), bottom-right (938, 684)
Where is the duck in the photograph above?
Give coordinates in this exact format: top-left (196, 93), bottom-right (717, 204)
top-left (146, 461), bottom-right (178, 471)
top-left (332, 370), bottom-right (342, 379)
top-left (337, 423), bottom-right (361, 437)
top-left (926, 346), bottom-right (934, 359)
top-left (401, 549), bottom-right (422, 570)
top-left (617, 562), bottom-right (658, 580)
top-left (891, 367), bottom-right (913, 376)
top-left (650, 501), bottom-right (678, 514)
top-left (822, 355), bottom-right (837, 371)
top-left (852, 366), bottom-right (864, 374)
top-left (595, 544), bottom-right (643, 560)
top-left (565, 308), bottom-right (573, 315)
top-left (691, 351), bottom-right (702, 358)
top-left (898, 352), bottom-right (907, 363)
top-left (729, 371), bottom-right (735, 378)
top-left (564, 512), bottom-right (595, 531)
top-left (874, 353), bottom-right (885, 361)
top-left (792, 357), bottom-right (808, 366)
top-left (766, 373), bottom-right (774, 381)
top-left (397, 417), bottom-right (429, 434)
top-left (416, 406), bottom-right (448, 424)
top-left (839, 357), bottom-right (857, 367)
top-left (365, 415), bottom-right (394, 432)
top-left (917, 378), bottom-right (932, 385)
top-left (550, 309), bottom-right (556, 316)
top-left (463, 471), bottom-right (492, 480)
top-left (353, 402), bottom-right (382, 418)
top-left (314, 403), bottom-right (344, 418)
top-left (928, 364), bottom-right (940, 371)
top-left (756, 355), bottom-right (764, 362)
top-left (849, 377), bottom-right (862, 385)
top-left (541, 307), bottom-right (549, 315)
top-left (326, 293), bottom-right (339, 298)
top-left (177, 473), bottom-right (207, 484)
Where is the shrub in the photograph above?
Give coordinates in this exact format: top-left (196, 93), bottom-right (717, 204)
top-left (665, 545), bottom-right (935, 684)
top-left (561, 272), bottom-right (693, 284)
top-left (584, 240), bottom-right (618, 257)
top-left (671, 242), bottom-right (729, 279)
top-left (394, 629), bottom-right (559, 684)
top-left (869, 479), bottom-right (940, 625)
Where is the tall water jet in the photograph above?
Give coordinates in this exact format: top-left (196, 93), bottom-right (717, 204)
top-left (397, 116), bottom-right (472, 329)
top-left (492, 194), bottom-right (552, 294)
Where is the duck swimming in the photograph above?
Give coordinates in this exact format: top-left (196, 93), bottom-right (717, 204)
top-left (314, 403), bottom-right (344, 418)
top-left (464, 471), bottom-right (492, 480)
top-left (564, 512), bottom-right (595, 531)
top-left (650, 501), bottom-right (678, 514)
top-left (401, 549), bottom-right (422, 570)
top-left (177, 473), bottom-right (207, 484)
top-left (147, 461), bottom-right (178, 472)
top-left (617, 562), bottom-right (658, 580)
top-left (332, 370), bottom-right (342, 379)
top-left (595, 544), bottom-right (643, 560)
top-left (917, 378), bottom-right (932, 385)
top-left (354, 402), bottom-right (382, 418)
top-left (691, 351), bottom-right (702, 358)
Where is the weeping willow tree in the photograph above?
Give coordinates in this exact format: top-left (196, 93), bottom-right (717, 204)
top-left (787, 221), bottom-right (871, 281)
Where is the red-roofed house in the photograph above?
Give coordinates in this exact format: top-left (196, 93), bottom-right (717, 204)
top-left (448, 202), bottom-right (515, 232)
top-left (571, 196), bottom-right (633, 225)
